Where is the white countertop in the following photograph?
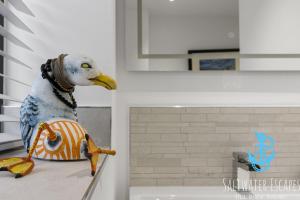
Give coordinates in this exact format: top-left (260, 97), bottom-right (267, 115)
top-left (0, 150), bottom-right (101, 200)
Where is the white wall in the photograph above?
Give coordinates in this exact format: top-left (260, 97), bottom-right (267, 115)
top-left (125, 8), bottom-right (150, 71)
top-left (5, 0), bottom-right (115, 106)
top-left (240, 0), bottom-right (300, 54)
top-left (239, 0), bottom-right (300, 71)
top-left (113, 0), bottom-right (300, 199)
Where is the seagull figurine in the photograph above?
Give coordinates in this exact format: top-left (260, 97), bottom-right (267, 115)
top-left (0, 54), bottom-right (117, 178)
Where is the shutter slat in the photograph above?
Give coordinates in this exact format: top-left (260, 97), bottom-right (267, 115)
top-left (0, 133), bottom-right (23, 151)
top-left (0, 114), bottom-right (19, 122)
top-left (0, 2), bottom-right (33, 33)
top-left (0, 133), bottom-right (21, 144)
top-left (0, 50), bottom-right (32, 69)
top-left (0, 26), bottom-right (32, 51)
top-left (0, 94), bottom-right (23, 103)
top-left (0, 72), bottom-right (31, 86)
top-left (7, 0), bottom-right (34, 17)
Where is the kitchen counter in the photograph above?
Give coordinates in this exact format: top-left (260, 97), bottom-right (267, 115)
top-left (0, 149), bottom-right (103, 200)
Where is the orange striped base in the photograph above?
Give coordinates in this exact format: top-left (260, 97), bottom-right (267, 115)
top-left (31, 119), bottom-right (87, 160)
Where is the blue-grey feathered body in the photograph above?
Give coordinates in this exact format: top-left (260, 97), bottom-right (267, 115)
top-left (20, 74), bottom-right (76, 150)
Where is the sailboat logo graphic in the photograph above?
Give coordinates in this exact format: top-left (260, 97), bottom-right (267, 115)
top-left (248, 132), bottom-right (276, 172)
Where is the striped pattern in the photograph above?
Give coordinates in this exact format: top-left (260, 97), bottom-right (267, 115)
top-left (33, 119), bottom-right (86, 160)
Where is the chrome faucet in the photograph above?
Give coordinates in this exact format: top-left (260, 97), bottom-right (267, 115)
top-left (232, 152), bottom-right (261, 192)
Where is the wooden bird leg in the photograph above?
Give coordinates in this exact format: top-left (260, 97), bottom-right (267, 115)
top-left (93, 148), bottom-right (116, 156)
top-left (85, 134), bottom-right (116, 176)
top-left (27, 122), bottom-right (57, 160)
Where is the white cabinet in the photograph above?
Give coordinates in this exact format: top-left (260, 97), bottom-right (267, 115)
top-left (240, 0), bottom-right (300, 71)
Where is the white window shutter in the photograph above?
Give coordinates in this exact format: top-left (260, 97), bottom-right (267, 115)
top-left (0, 0), bottom-right (34, 124)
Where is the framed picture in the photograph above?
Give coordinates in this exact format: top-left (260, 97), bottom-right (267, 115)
top-left (188, 49), bottom-right (240, 71)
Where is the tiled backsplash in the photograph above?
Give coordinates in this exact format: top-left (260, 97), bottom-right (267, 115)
top-left (130, 107), bottom-right (300, 186)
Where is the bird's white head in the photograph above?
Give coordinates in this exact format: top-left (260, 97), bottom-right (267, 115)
top-left (63, 55), bottom-right (117, 90)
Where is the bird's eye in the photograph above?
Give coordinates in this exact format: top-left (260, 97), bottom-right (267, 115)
top-left (81, 63), bottom-right (92, 69)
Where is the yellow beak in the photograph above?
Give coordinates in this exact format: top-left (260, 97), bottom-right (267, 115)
top-left (89, 73), bottom-right (117, 90)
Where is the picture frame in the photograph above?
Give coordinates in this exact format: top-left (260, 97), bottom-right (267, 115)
top-left (188, 49), bottom-right (240, 71)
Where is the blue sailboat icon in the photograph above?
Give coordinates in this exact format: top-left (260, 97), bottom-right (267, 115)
top-left (248, 132), bottom-right (276, 172)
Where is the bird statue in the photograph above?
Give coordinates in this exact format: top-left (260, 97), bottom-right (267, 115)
top-left (0, 54), bottom-right (117, 178)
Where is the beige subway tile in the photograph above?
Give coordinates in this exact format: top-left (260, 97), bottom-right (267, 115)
top-left (131, 173), bottom-right (185, 179)
top-left (223, 166), bottom-right (233, 173)
top-left (230, 134), bottom-right (255, 142)
top-left (185, 173), bottom-right (210, 178)
top-left (188, 153), bottom-right (231, 159)
top-left (181, 126), bottom-right (215, 134)
top-left (216, 122), bottom-right (257, 127)
top-left (250, 127), bottom-right (283, 134)
top-left (161, 134), bottom-right (188, 142)
top-left (139, 114), bottom-right (181, 122)
top-left (189, 166), bottom-right (223, 173)
top-left (151, 147), bottom-right (186, 154)
top-left (130, 127), bottom-right (146, 134)
top-left (207, 114), bottom-right (249, 122)
top-left (269, 166), bottom-right (300, 173)
top-left (208, 159), bottom-right (232, 167)
top-left (150, 142), bottom-right (185, 147)
top-left (288, 108), bottom-right (300, 113)
top-left (208, 172), bottom-right (232, 178)
top-left (188, 134), bottom-right (229, 142)
top-left (131, 134), bottom-right (161, 142)
top-left (277, 114), bottom-right (300, 122)
top-left (130, 146), bottom-right (151, 154)
top-left (184, 142), bottom-right (210, 147)
top-left (216, 127), bottom-right (249, 134)
top-left (273, 133), bottom-right (300, 142)
top-left (185, 108), bottom-right (220, 114)
top-left (254, 108), bottom-right (289, 114)
top-left (249, 114), bottom-right (279, 122)
top-left (131, 158), bottom-right (138, 167)
top-left (181, 114), bottom-right (207, 122)
top-left (129, 107), bottom-right (139, 114)
top-left (147, 126), bottom-right (181, 134)
top-left (130, 114), bottom-right (138, 122)
top-left (189, 122), bottom-right (216, 127)
top-left (163, 154), bottom-right (188, 159)
top-left (143, 154), bottom-right (164, 159)
top-left (136, 158), bottom-right (181, 167)
top-left (274, 158), bottom-right (300, 165)
top-left (154, 167), bottom-right (187, 174)
top-left (283, 127), bottom-right (300, 133)
top-left (130, 108), bottom-right (152, 114)
top-left (151, 107), bottom-right (185, 114)
top-left (131, 167), bottom-right (154, 174)
top-left (220, 107), bottom-right (254, 114)
top-left (188, 167), bottom-right (207, 174)
top-left (182, 158), bottom-right (207, 167)
top-left (186, 147), bottom-right (210, 153)
top-left (147, 122), bottom-right (189, 128)
top-left (276, 152), bottom-right (300, 158)
top-left (207, 159), bottom-right (224, 167)
top-left (130, 122), bottom-right (147, 127)
top-left (258, 122), bottom-right (284, 127)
